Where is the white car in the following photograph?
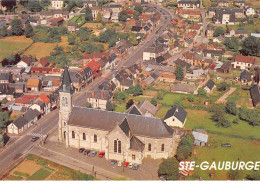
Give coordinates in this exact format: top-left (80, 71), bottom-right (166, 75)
top-left (118, 161), bottom-right (122, 167)
top-left (128, 163), bottom-right (133, 169)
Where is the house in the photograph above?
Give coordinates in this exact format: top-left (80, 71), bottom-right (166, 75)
top-left (51, 0), bottom-right (63, 9)
top-left (254, 70), bottom-right (260, 86)
top-left (7, 116), bottom-right (28, 134)
top-left (137, 100), bottom-right (158, 117)
top-left (170, 83), bottom-right (196, 94)
top-left (15, 95), bottom-right (39, 108)
top-left (240, 70), bottom-right (252, 84)
top-left (27, 78), bottom-right (41, 92)
top-left (232, 55), bottom-right (255, 70)
top-left (217, 62), bottom-right (232, 73)
top-left (39, 94), bottom-right (51, 114)
top-left (68, 22), bottom-right (77, 32)
top-left (58, 67), bottom-right (177, 164)
top-left (177, 0), bottom-right (200, 9)
top-left (0, 84), bottom-right (15, 101)
top-left (204, 80), bottom-right (216, 93)
top-left (86, 88), bottom-right (113, 110)
top-left (0, 73), bottom-right (12, 83)
top-left (250, 85), bottom-right (260, 107)
top-left (113, 71), bottom-right (134, 91)
top-left (23, 108), bottom-right (41, 127)
top-left (50, 17), bottom-right (64, 27)
top-left (39, 57), bottom-right (50, 67)
top-left (17, 56), bottom-right (32, 68)
top-left (164, 106), bottom-right (187, 128)
top-left (218, 0), bottom-right (229, 7)
top-left (203, 49), bottom-right (224, 61)
top-left (234, 0), bottom-right (245, 8)
top-left (83, 59), bottom-right (101, 78)
top-left (192, 130), bottom-right (208, 146)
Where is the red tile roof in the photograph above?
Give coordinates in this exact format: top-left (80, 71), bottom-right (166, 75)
top-left (21, 56), bottom-right (32, 64)
top-left (31, 67), bottom-right (53, 72)
top-left (81, 59), bottom-right (100, 78)
top-left (39, 94), bottom-right (50, 104)
top-left (40, 57), bottom-right (49, 67)
top-left (235, 55), bottom-right (255, 64)
top-left (15, 95), bottom-right (39, 105)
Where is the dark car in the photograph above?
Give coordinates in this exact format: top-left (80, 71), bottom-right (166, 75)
top-left (79, 148), bottom-right (85, 153)
top-left (110, 160), bottom-right (117, 165)
top-left (133, 163), bottom-right (139, 170)
top-left (84, 149), bottom-right (91, 156)
top-left (91, 151), bottom-right (97, 157)
top-left (221, 143), bottom-right (231, 147)
top-left (31, 136), bottom-right (39, 142)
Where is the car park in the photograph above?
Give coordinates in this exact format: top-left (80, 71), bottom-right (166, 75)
top-left (128, 163), bottom-right (133, 169)
top-left (31, 136), bottom-right (39, 142)
top-left (124, 162), bottom-right (129, 167)
top-left (99, 152), bottom-right (105, 158)
top-left (91, 151), bottom-right (97, 157)
top-left (83, 149), bottom-right (91, 156)
top-left (133, 163), bottom-right (139, 170)
top-left (110, 160), bottom-right (117, 165)
top-left (79, 148), bottom-right (84, 153)
top-left (118, 161), bottom-right (122, 167)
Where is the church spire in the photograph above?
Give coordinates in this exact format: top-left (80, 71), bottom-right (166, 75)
top-left (59, 65), bottom-right (75, 94)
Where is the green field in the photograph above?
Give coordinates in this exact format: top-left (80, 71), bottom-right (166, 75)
top-left (0, 36), bottom-right (33, 61)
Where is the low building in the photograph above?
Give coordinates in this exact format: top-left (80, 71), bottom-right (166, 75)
top-left (137, 100), bottom-right (158, 117)
top-left (250, 85), bottom-right (260, 108)
top-left (170, 83), bottom-right (196, 94)
top-left (240, 70), bottom-right (252, 84)
top-left (192, 130), bottom-right (208, 147)
top-left (232, 55), bottom-right (255, 70)
top-left (86, 89), bottom-right (113, 110)
top-left (7, 116), bottom-right (28, 134)
top-left (164, 106), bottom-right (187, 128)
top-left (27, 78), bottom-right (41, 92)
top-left (204, 80), bottom-right (216, 93)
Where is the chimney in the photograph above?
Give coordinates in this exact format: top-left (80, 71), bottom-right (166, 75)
top-left (91, 91), bottom-right (95, 98)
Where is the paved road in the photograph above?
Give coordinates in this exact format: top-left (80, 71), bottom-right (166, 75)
top-left (0, 5), bottom-right (173, 178)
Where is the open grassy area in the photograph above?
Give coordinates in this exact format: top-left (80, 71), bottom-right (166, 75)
top-left (226, 87), bottom-right (252, 107)
top-left (4, 154), bottom-right (94, 181)
top-left (0, 36), bottom-right (33, 61)
top-left (24, 36), bottom-right (69, 60)
top-left (69, 15), bottom-right (85, 25)
top-left (82, 22), bottom-right (102, 29)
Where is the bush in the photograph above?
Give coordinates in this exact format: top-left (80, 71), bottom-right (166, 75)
top-left (157, 91), bottom-right (164, 100)
top-left (158, 157), bottom-right (179, 180)
top-left (150, 98), bottom-right (157, 106)
top-left (198, 88), bottom-right (207, 97)
top-left (216, 82), bottom-right (229, 91)
top-left (114, 92), bottom-right (126, 102)
top-left (187, 95), bottom-right (194, 102)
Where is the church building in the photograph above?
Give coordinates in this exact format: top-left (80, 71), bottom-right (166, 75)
top-left (58, 66), bottom-right (178, 164)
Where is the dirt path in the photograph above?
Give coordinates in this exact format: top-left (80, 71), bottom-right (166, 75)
top-left (215, 87), bottom-right (237, 104)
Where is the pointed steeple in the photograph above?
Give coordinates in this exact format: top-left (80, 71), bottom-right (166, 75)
top-left (59, 66), bottom-right (75, 94)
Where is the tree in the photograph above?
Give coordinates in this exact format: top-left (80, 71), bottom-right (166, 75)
top-left (27, 0), bottom-right (42, 12)
top-left (118, 11), bottom-right (128, 22)
top-left (96, 11), bottom-right (102, 22)
top-left (77, 27), bottom-right (92, 41)
top-left (11, 19), bottom-right (23, 36)
top-left (225, 101), bottom-right (237, 115)
top-left (228, 170), bottom-right (242, 180)
top-left (150, 98), bottom-right (157, 106)
top-left (68, 34), bottom-right (76, 45)
top-left (66, 0), bottom-right (76, 11)
top-left (213, 27), bottom-right (225, 37)
top-left (76, 0), bottom-right (83, 8)
top-left (187, 95), bottom-right (194, 102)
top-left (106, 101), bottom-right (116, 111)
top-left (0, 112), bottom-right (10, 130)
top-left (85, 102), bottom-right (92, 108)
top-left (114, 92), bottom-right (126, 103)
top-left (127, 84), bottom-right (143, 96)
top-left (80, 43), bottom-right (103, 53)
top-left (24, 22), bottom-right (34, 38)
top-left (211, 106), bottom-right (231, 128)
top-left (133, 11), bottom-right (140, 20)
top-left (128, 34), bottom-right (138, 46)
top-left (1, 0), bottom-right (16, 12)
top-left (174, 65), bottom-right (184, 81)
top-left (126, 99), bottom-right (134, 110)
top-left (224, 37), bottom-right (240, 52)
top-left (0, 26), bottom-right (8, 38)
top-left (158, 157), bottom-right (179, 180)
top-left (85, 5), bottom-right (93, 22)
top-left (241, 36), bottom-right (260, 57)
top-left (216, 82), bottom-right (228, 91)
top-left (246, 171), bottom-right (260, 180)
top-left (134, 5), bottom-right (143, 13)
top-left (157, 91), bottom-right (164, 100)
top-left (198, 88), bottom-right (206, 97)
top-left (176, 133), bottom-right (194, 161)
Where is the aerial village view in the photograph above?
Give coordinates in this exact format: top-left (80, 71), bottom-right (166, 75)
top-left (0, 0), bottom-right (259, 183)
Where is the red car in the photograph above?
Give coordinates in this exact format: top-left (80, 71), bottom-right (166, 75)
top-left (124, 162), bottom-right (129, 167)
top-left (99, 152), bottom-right (105, 158)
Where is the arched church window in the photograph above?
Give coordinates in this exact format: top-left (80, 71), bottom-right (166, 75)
top-left (94, 134), bottom-right (97, 142)
top-left (72, 131), bottom-right (75, 139)
top-left (83, 133), bottom-right (86, 140)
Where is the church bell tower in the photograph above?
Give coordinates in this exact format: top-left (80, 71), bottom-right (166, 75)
top-left (58, 66), bottom-right (75, 146)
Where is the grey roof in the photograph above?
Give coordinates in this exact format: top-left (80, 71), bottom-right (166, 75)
top-left (240, 70), bottom-right (251, 81)
top-left (138, 100), bottom-right (158, 116)
top-left (24, 108), bottom-right (41, 122)
top-left (59, 66), bottom-right (75, 94)
top-left (175, 58), bottom-right (192, 69)
top-left (86, 88), bottom-right (112, 100)
top-left (12, 116), bottom-right (28, 129)
top-left (119, 118), bottom-right (131, 137)
top-left (192, 131), bottom-right (208, 143)
top-left (126, 105), bottom-right (142, 116)
top-left (164, 106), bottom-right (187, 124)
top-left (170, 83), bottom-right (196, 94)
top-left (68, 106), bottom-right (173, 138)
top-left (205, 80), bottom-right (215, 90)
top-left (250, 85), bottom-right (260, 107)
top-left (130, 136), bottom-right (145, 151)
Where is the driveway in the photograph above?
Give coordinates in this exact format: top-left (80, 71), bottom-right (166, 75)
top-left (215, 87), bottom-right (237, 104)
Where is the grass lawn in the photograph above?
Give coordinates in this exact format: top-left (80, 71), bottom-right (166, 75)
top-left (28, 168), bottom-right (52, 180)
top-left (24, 36), bottom-right (69, 60)
top-left (156, 106), bottom-right (171, 119)
top-left (82, 22), bottom-right (102, 29)
top-left (0, 36), bottom-right (33, 61)
top-left (185, 109), bottom-right (260, 139)
top-left (69, 15), bottom-right (85, 25)
top-left (226, 87), bottom-right (252, 107)
top-left (115, 103), bottom-right (126, 112)
top-left (158, 93), bottom-right (184, 106)
top-left (190, 133), bottom-right (260, 180)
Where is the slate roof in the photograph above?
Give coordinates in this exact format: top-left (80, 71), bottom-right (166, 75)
top-left (164, 106), bottom-right (187, 124)
top-left (138, 100), bottom-right (158, 116)
top-left (68, 106), bottom-right (173, 138)
top-left (119, 118), bottom-right (131, 137)
top-left (59, 66), bottom-right (75, 94)
top-left (170, 83), bottom-right (196, 94)
top-left (12, 116), bottom-right (28, 129)
top-left (175, 58), bottom-right (192, 69)
top-left (205, 80), bottom-right (215, 90)
top-left (86, 88), bottom-right (112, 100)
top-left (23, 108), bottom-right (41, 122)
top-left (250, 85), bottom-right (260, 107)
top-left (126, 105), bottom-right (142, 116)
top-left (240, 70), bottom-right (251, 81)
top-left (192, 131), bottom-right (208, 143)
top-left (130, 136), bottom-right (145, 151)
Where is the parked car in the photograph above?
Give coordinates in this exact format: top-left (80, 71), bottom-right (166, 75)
top-left (133, 163), bottom-right (139, 170)
top-left (31, 136), bottom-right (39, 142)
top-left (159, 175), bottom-right (167, 181)
top-left (124, 162), bottom-right (129, 167)
top-left (128, 163), bottom-right (133, 169)
top-left (221, 143), bottom-right (231, 147)
top-left (99, 152), bottom-right (105, 158)
top-left (110, 160), bottom-right (117, 165)
top-left (79, 148), bottom-right (85, 153)
top-left (84, 149), bottom-right (91, 156)
top-left (118, 161), bottom-right (122, 167)
top-left (91, 151), bottom-right (97, 157)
